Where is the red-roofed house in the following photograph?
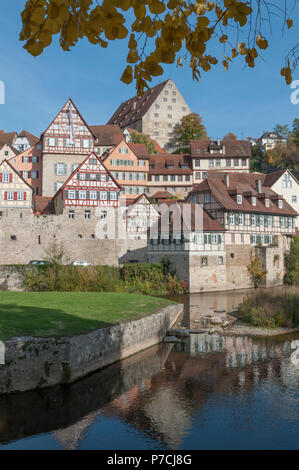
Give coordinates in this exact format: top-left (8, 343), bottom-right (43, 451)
top-left (148, 153), bottom-right (193, 198)
top-left (53, 152), bottom-right (121, 215)
top-left (190, 139), bottom-right (251, 183)
top-left (102, 139), bottom-right (150, 198)
top-left (9, 142), bottom-right (42, 195)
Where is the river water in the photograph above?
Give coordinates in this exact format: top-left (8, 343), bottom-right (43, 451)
top-left (0, 289), bottom-right (298, 450)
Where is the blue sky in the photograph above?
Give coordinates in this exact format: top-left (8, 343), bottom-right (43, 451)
top-left (0, 1), bottom-right (298, 140)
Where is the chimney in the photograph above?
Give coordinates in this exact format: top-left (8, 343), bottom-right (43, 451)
top-left (217, 138), bottom-right (221, 146)
top-left (133, 102), bottom-right (137, 110)
top-left (224, 173), bottom-right (230, 187)
top-left (255, 179), bottom-right (262, 193)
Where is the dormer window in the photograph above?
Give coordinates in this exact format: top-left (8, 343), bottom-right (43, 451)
top-left (265, 198), bottom-right (270, 208)
top-left (252, 196), bottom-right (256, 206)
top-left (237, 194), bottom-right (242, 204)
top-left (204, 194), bottom-right (211, 203)
top-left (278, 200), bottom-right (283, 209)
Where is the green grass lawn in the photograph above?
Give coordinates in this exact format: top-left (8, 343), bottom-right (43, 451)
top-left (0, 292), bottom-right (176, 341)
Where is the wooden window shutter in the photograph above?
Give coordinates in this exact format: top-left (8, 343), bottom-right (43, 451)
top-left (24, 192), bottom-right (27, 200)
top-left (4, 191), bottom-right (7, 200)
top-left (64, 164), bottom-right (67, 175)
top-left (54, 164), bottom-right (57, 175)
top-left (0, 173), bottom-right (2, 182)
top-left (13, 192), bottom-right (17, 200)
top-left (9, 173), bottom-right (13, 183)
top-left (28, 172), bottom-right (31, 179)
top-left (29, 157), bottom-right (32, 163)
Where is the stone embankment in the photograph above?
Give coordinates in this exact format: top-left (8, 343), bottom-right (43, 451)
top-left (0, 303), bottom-right (183, 395)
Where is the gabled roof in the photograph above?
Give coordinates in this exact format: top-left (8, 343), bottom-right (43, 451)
top-left (149, 154), bottom-right (192, 175)
top-left (150, 202), bottom-right (225, 234)
top-left (0, 143), bottom-right (19, 156)
top-left (190, 172), bottom-right (297, 216)
top-left (151, 191), bottom-right (176, 200)
top-left (0, 159), bottom-right (33, 190)
top-left (53, 152), bottom-right (121, 198)
top-left (127, 142), bottom-right (150, 159)
top-left (190, 140), bottom-right (251, 159)
top-left (263, 169), bottom-right (299, 187)
top-left (107, 80), bottom-right (169, 128)
top-left (0, 132), bottom-right (17, 147)
top-left (126, 193), bottom-right (159, 215)
top-left (89, 125), bottom-right (124, 146)
top-left (258, 131), bottom-right (286, 141)
top-left (19, 130), bottom-right (39, 146)
top-left (41, 97), bottom-right (96, 139)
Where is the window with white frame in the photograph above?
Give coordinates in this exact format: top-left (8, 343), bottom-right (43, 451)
top-left (17, 192), bottom-right (24, 200)
top-left (292, 195), bottom-right (297, 203)
top-left (265, 198), bottom-right (270, 207)
top-left (90, 191), bottom-right (97, 200)
top-left (239, 213), bottom-right (244, 225)
top-left (215, 159), bottom-right (221, 167)
top-left (68, 211), bottom-right (75, 219)
top-left (100, 174), bottom-right (106, 182)
top-left (201, 257), bottom-right (207, 266)
top-left (82, 139), bottom-right (91, 148)
top-left (79, 190), bottom-right (86, 199)
top-left (209, 159), bottom-right (214, 167)
top-left (119, 147), bottom-right (128, 154)
top-left (68, 190), bottom-right (76, 199)
top-left (84, 210), bottom-right (91, 219)
top-left (7, 191), bottom-right (13, 200)
top-left (218, 256), bottom-right (224, 265)
top-left (56, 164), bottom-right (66, 175)
top-left (237, 194), bottom-right (242, 204)
top-left (252, 196), bottom-right (256, 206)
top-left (211, 234), bottom-right (218, 244)
top-left (278, 200), bottom-right (283, 208)
top-left (110, 192), bottom-right (117, 200)
top-left (48, 137), bottom-right (57, 147)
top-left (3, 172), bottom-right (10, 182)
top-left (100, 191), bottom-right (107, 200)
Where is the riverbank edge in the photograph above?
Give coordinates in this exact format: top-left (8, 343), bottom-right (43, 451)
top-left (0, 303), bottom-right (183, 395)
top-left (212, 320), bottom-right (299, 337)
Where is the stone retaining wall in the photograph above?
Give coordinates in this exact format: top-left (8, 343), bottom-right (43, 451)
top-left (0, 303), bottom-right (183, 395)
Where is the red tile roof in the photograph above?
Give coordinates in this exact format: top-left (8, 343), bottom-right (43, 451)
top-left (19, 130), bottom-right (39, 146)
top-left (190, 172), bottom-right (297, 216)
top-left (127, 142), bottom-right (151, 159)
top-left (151, 202), bottom-right (225, 234)
top-left (151, 191), bottom-right (175, 199)
top-left (89, 125), bottom-right (124, 146)
top-left (149, 154), bottom-right (192, 175)
top-left (107, 80), bottom-right (169, 128)
top-left (263, 169), bottom-right (288, 187)
top-left (0, 132), bottom-right (17, 147)
top-left (125, 127), bottom-right (166, 154)
top-left (190, 140), bottom-right (251, 159)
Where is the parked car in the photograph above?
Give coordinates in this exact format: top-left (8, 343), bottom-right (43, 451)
top-left (28, 260), bottom-right (50, 265)
top-left (72, 261), bottom-right (91, 266)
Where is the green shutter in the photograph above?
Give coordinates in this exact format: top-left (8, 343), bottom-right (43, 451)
top-left (218, 234), bottom-right (221, 244)
top-left (256, 215), bottom-right (260, 227)
top-left (86, 191), bottom-right (90, 199)
top-left (204, 234), bottom-right (208, 244)
top-left (97, 191), bottom-right (100, 200)
top-left (75, 190), bottom-right (79, 199)
top-left (77, 173), bottom-right (80, 180)
top-left (86, 173), bottom-right (90, 181)
top-left (65, 190), bottom-right (68, 199)
top-left (208, 234), bottom-right (211, 244)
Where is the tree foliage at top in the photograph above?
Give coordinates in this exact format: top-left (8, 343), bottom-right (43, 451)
top-left (250, 119), bottom-right (299, 178)
top-left (130, 130), bottom-right (158, 153)
top-left (170, 112), bottom-right (209, 149)
top-left (223, 132), bottom-right (237, 140)
top-left (20, 1), bottom-right (298, 95)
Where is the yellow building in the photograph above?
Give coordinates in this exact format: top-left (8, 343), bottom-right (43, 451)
top-left (0, 159), bottom-right (33, 209)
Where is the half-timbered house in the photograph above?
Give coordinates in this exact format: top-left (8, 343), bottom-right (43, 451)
top-left (0, 159), bottom-right (33, 209)
top-left (125, 193), bottom-right (159, 240)
top-left (53, 152), bottom-right (121, 215)
top-left (41, 98), bottom-right (96, 197)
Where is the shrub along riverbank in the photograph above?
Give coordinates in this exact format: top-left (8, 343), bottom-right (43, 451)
top-left (238, 289), bottom-right (299, 329)
top-left (23, 262), bottom-right (185, 296)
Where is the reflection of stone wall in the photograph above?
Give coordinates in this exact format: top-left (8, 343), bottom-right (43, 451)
top-left (0, 303), bottom-right (183, 395)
